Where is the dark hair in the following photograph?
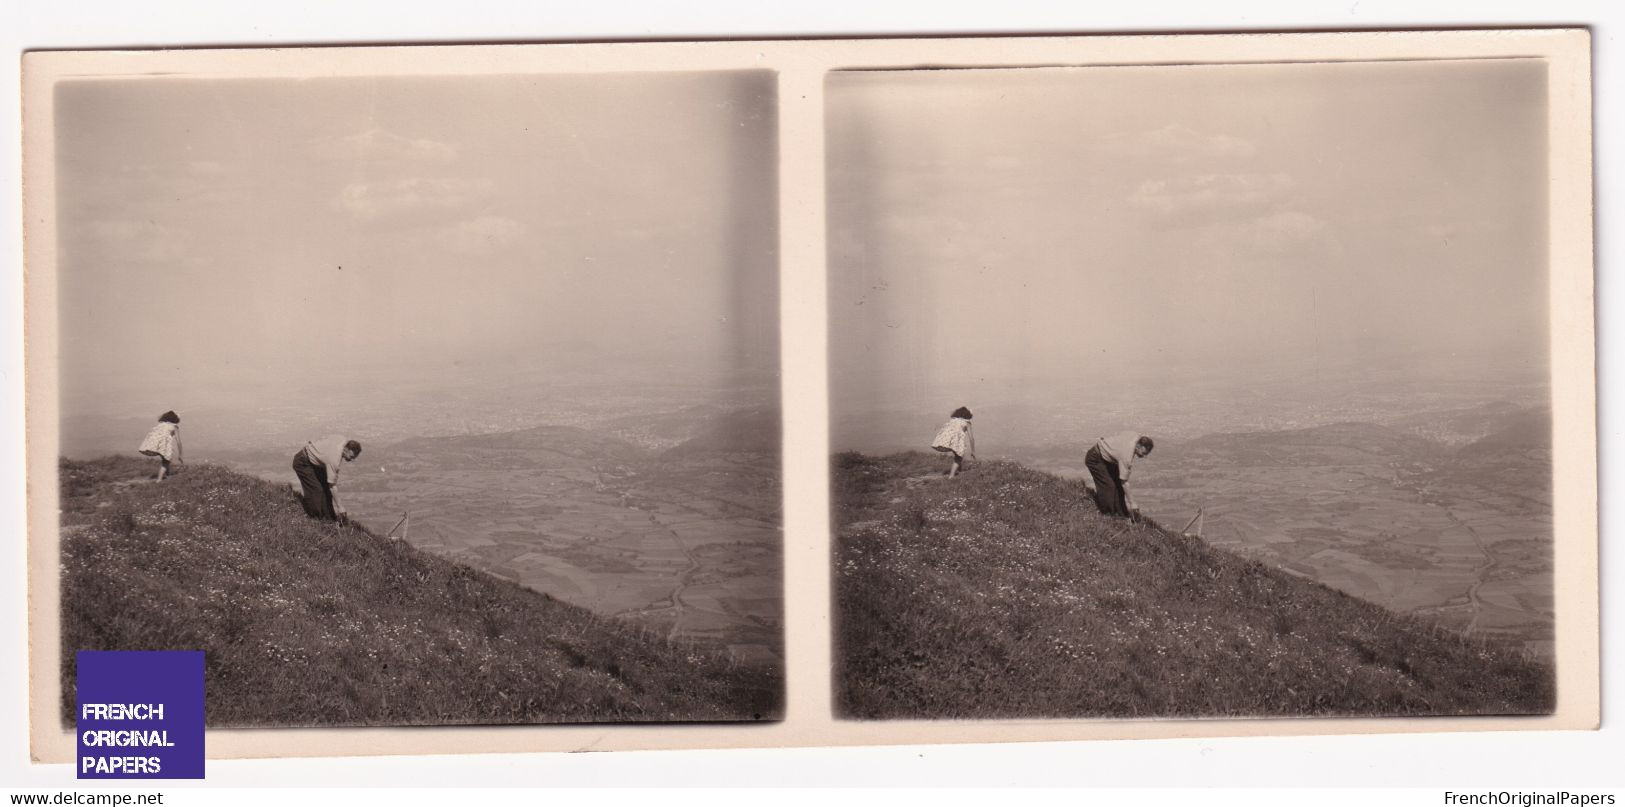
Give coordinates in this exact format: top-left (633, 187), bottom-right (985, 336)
top-left (1137, 435), bottom-right (1155, 453)
top-left (344, 440), bottom-right (363, 456)
top-left (951, 406), bottom-right (973, 420)
top-left (158, 411), bottom-right (180, 424)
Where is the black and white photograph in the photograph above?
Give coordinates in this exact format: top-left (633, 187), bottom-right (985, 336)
top-left (829, 60), bottom-right (1562, 720)
top-left (44, 69), bottom-right (784, 727)
top-left (17, 27), bottom-right (1597, 773)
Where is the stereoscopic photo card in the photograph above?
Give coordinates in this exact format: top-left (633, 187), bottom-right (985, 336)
top-left (23, 28), bottom-right (1595, 763)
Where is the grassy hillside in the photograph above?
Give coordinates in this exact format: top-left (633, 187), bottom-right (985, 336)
top-left (60, 456), bottom-right (781, 727)
top-left (1459, 408), bottom-right (1553, 456)
top-left (664, 408), bottom-right (782, 457)
top-left (833, 452), bottom-right (1554, 720)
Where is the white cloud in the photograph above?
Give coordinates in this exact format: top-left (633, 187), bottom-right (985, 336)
top-left (1182, 209), bottom-right (1330, 259)
top-left (331, 177), bottom-right (493, 220)
top-left (1255, 210), bottom-right (1325, 238)
top-left (309, 129), bottom-right (459, 164)
top-left (76, 219), bottom-right (193, 264)
top-left (1130, 172), bottom-right (1294, 220)
top-left (78, 163), bottom-right (245, 210)
top-left (1103, 124), bottom-right (1257, 162)
top-left (85, 220), bottom-right (148, 241)
top-left (435, 215), bottom-right (523, 255)
top-left (1243, 210), bottom-right (1328, 252)
top-left (1419, 219), bottom-right (1495, 242)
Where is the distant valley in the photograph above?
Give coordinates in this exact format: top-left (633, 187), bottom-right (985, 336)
top-left (221, 406), bottom-right (783, 666)
top-left (1018, 403), bottom-right (1553, 656)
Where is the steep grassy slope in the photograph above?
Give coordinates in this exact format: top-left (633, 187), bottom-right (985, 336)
top-left (833, 452), bottom-right (1553, 719)
top-left (60, 456), bottom-right (781, 727)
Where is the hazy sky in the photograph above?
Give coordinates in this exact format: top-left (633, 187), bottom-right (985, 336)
top-left (828, 59), bottom-right (1549, 419)
top-left (55, 71), bottom-right (777, 416)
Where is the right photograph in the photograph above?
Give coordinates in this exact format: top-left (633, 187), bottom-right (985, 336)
top-left (827, 61), bottom-right (1557, 720)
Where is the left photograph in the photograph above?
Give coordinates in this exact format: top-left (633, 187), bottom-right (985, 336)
top-left (44, 70), bottom-right (783, 725)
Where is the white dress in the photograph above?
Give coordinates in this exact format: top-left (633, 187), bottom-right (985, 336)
top-left (930, 417), bottom-right (973, 457)
top-left (138, 422), bottom-right (181, 462)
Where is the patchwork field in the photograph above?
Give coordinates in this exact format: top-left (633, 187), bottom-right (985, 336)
top-left (228, 419), bottom-right (783, 666)
top-left (1022, 417), bottom-right (1553, 657)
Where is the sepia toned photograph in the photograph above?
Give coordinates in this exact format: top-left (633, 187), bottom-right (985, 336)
top-left (21, 29), bottom-right (1595, 767)
top-left (829, 60), bottom-right (1560, 720)
top-left (44, 69), bottom-right (784, 727)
